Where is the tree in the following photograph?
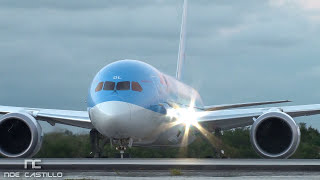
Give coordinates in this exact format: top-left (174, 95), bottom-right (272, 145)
top-left (30, 123), bottom-right (320, 158)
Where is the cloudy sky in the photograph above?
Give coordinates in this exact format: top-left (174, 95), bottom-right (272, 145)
top-left (1, 0), bottom-right (320, 133)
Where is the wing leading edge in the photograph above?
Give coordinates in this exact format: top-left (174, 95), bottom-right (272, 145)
top-left (202, 100), bottom-right (291, 111)
top-left (0, 106), bottom-right (92, 129)
top-left (196, 104), bottom-right (320, 130)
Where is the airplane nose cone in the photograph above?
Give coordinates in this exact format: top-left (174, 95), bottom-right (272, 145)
top-left (90, 101), bottom-right (132, 138)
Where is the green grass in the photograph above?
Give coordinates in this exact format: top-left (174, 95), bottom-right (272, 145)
top-left (64, 178), bottom-right (96, 180)
top-left (170, 168), bottom-right (183, 176)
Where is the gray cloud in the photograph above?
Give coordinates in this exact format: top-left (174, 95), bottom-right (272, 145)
top-left (1, 0), bottom-right (320, 132)
top-left (0, 0), bottom-right (168, 10)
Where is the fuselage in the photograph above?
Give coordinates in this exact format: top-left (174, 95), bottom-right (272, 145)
top-left (87, 60), bottom-right (203, 146)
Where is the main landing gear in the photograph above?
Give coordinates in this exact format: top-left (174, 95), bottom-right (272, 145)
top-left (213, 128), bottom-right (226, 158)
top-left (90, 129), bottom-right (109, 158)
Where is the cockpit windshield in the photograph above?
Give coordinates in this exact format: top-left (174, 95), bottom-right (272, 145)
top-left (95, 81), bottom-right (143, 92)
top-left (95, 82), bottom-right (103, 92)
top-left (132, 81), bottom-right (143, 92)
top-left (104, 81), bottom-right (115, 90)
top-left (116, 81), bottom-right (130, 90)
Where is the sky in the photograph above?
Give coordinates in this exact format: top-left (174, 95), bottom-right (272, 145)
top-left (1, 0), bottom-right (320, 133)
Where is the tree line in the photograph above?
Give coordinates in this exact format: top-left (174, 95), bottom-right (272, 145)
top-left (32, 123), bottom-right (320, 158)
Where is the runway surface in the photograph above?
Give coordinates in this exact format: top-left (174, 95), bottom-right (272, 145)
top-left (1, 159), bottom-right (320, 179)
top-left (0, 158), bottom-right (320, 171)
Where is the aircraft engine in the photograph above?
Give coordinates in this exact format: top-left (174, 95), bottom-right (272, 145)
top-left (250, 111), bottom-right (300, 159)
top-left (0, 113), bottom-right (43, 158)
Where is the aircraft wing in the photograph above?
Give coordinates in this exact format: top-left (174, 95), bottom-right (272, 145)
top-left (0, 105), bottom-right (93, 129)
top-left (196, 104), bottom-right (320, 130)
top-left (202, 100), bottom-right (291, 111)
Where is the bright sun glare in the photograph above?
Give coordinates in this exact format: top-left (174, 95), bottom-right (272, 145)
top-left (166, 98), bottom-right (200, 129)
top-left (175, 108), bottom-right (199, 128)
top-left (165, 98), bottom-right (219, 151)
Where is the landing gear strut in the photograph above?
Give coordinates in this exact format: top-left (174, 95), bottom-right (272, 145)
top-left (111, 138), bottom-right (133, 159)
top-left (212, 128), bottom-right (226, 158)
top-left (90, 129), bottom-right (109, 158)
top-left (116, 146), bottom-right (126, 159)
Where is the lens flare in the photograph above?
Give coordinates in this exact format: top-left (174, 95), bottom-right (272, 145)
top-left (166, 98), bottom-right (201, 128)
top-left (164, 97), bottom-right (223, 155)
top-left (176, 108), bottom-right (198, 128)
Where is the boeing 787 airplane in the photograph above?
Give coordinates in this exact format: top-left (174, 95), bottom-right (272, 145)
top-left (0, 0), bottom-right (319, 159)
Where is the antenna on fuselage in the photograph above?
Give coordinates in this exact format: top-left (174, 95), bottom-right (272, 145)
top-left (176, 0), bottom-right (188, 81)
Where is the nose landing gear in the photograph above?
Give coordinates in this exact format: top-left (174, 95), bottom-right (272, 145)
top-left (112, 138), bottom-right (133, 159)
top-left (89, 129), bottom-right (133, 158)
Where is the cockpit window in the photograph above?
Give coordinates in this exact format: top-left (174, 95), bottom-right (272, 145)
top-left (116, 81), bottom-right (130, 90)
top-left (95, 82), bottom-right (103, 92)
top-left (104, 81), bottom-right (115, 90)
top-left (132, 81), bottom-right (143, 92)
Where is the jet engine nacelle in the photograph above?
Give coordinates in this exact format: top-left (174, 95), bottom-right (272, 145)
top-left (250, 111), bottom-right (300, 159)
top-left (0, 113), bottom-right (43, 158)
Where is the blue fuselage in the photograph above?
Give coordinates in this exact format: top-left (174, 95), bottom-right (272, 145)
top-left (88, 60), bottom-right (203, 111)
top-left (87, 60), bottom-right (203, 144)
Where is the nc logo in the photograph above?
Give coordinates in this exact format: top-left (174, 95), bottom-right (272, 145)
top-left (24, 159), bottom-right (42, 169)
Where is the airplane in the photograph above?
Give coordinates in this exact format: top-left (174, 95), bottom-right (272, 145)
top-left (0, 0), bottom-right (320, 159)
